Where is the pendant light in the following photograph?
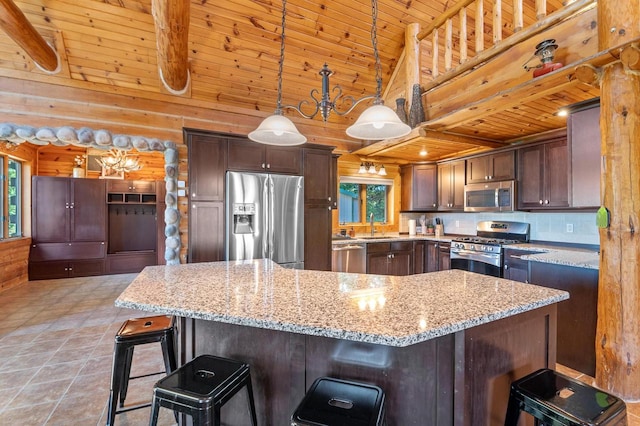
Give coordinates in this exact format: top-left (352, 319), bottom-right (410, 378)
top-left (248, 0), bottom-right (306, 146)
top-left (346, 0), bottom-right (411, 140)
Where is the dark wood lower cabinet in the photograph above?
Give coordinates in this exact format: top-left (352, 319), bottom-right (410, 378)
top-left (29, 259), bottom-right (105, 280)
top-left (303, 205), bottom-right (332, 271)
top-left (188, 201), bottom-right (225, 263)
top-left (366, 242), bottom-right (413, 275)
top-left (503, 248), bottom-right (537, 282)
top-left (107, 252), bottom-right (157, 274)
top-left (414, 241), bottom-right (425, 274)
top-left (426, 240), bottom-right (450, 272)
top-left (530, 262), bottom-right (598, 376)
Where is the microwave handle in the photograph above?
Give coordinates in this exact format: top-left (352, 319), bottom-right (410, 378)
top-left (495, 188), bottom-right (499, 207)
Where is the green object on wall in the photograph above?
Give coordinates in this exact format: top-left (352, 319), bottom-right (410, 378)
top-left (596, 206), bottom-right (610, 228)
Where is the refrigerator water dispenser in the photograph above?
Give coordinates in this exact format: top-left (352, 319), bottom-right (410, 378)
top-left (232, 203), bottom-right (255, 234)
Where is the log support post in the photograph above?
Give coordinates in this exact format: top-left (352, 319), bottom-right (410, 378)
top-left (405, 23), bottom-right (421, 112)
top-left (0, 0), bottom-right (59, 73)
top-left (152, 0), bottom-right (191, 95)
top-left (596, 0), bottom-right (640, 400)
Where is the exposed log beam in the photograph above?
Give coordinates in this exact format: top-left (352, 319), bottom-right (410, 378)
top-left (575, 63), bottom-right (602, 86)
top-left (152, 0), bottom-right (191, 94)
top-left (418, 129), bottom-right (505, 148)
top-left (0, 0), bottom-right (58, 73)
top-left (620, 44), bottom-right (640, 71)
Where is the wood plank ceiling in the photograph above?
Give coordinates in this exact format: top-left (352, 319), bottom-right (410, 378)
top-left (0, 0), bottom-right (599, 162)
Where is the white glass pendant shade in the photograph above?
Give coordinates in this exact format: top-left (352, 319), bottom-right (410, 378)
top-left (368, 164), bottom-right (377, 174)
top-left (358, 163), bottom-right (367, 173)
top-left (248, 113), bottom-right (307, 146)
top-left (346, 104), bottom-right (411, 140)
top-left (378, 165), bottom-right (387, 176)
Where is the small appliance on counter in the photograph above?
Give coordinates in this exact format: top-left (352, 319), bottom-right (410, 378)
top-left (450, 221), bottom-right (530, 277)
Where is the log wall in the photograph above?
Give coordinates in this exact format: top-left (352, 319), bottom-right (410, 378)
top-left (0, 237), bottom-right (30, 292)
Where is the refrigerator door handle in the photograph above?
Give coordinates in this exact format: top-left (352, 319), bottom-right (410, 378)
top-left (264, 176), bottom-right (272, 260)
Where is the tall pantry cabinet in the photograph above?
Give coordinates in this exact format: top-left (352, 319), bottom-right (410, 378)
top-left (29, 177), bottom-right (107, 279)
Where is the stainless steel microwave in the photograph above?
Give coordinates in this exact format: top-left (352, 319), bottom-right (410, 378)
top-left (464, 180), bottom-right (515, 212)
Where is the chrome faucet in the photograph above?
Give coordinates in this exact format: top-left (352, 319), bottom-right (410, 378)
top-left (370, 212), bottom-right (375, 236)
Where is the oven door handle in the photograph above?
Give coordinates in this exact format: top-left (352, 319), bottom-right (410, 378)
top-left (451, 249), bottom-right (500, 259)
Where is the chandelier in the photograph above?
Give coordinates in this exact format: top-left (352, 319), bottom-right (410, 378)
top-left (96, 149), bottom-right (142, 172)
top-left (249, 0), bottom-right (410, 145)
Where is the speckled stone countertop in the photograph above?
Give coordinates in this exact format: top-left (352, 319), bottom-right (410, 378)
top-left (509, 244), bottom-right (600, 270)
top-left (116, 259), bottom-right (568, 347)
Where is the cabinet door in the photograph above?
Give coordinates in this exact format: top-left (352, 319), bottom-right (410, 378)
top-left (545, 139), bottom-right (569, 208)
top-left (413, 165), bottom-right (438, 210)
top-left (188, 133), bottom-right (227, 201)
top-left (304, 148), bottom-right (332, 205)
top-left (413, 241), bottom-right (425, 274)
top-left (437, 164), bottom-right (452, 209)
top-left (265, 146), bottom-right (302, 174)
top-left (367, 252), bottom-right (389, 275)
top-left (503, 249), bottom-right (534, 283)
top-left (570, 106), bottom-right (601, 208)
top-left (71, 178), bottom-right (106, 242)
top-left (466, 157), bottom-right (490, 184)
top-left (490, 151), bottom-right (515, 181)
top-left (451, 160), bottom-right (466, 210)
top-left (32, 176), bottom-right (70, 242)
top-left (330, 155), bottom-right (339, 209)
top-left (439, 244), bottom-right (451, 270)
top-left (29, 260), bottom-right (71, 280)
top-left (518, 144), bottom-right (545, 209)
top-left (426, 241), bottom-right (439, 272)
top-left (189, 201), bottom-right (225, 263)
top-left (227, 138), bottom-right (266, 172)
top-left (389, 251), bottom-right (413, 276)
top-left (304, 205), bottom-right (332, 271)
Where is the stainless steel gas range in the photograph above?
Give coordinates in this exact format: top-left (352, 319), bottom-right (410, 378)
top-left (450, 221), bottom-right (530, 277)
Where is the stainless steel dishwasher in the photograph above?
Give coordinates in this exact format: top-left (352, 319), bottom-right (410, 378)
top-left (331, 243), bottom-right (367, 273)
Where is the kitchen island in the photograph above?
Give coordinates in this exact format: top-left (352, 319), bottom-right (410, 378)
top-left (116, 259), bottom-right (568, 425)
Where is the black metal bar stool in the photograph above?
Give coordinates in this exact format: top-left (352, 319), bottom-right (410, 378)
top-left (106, 315), bottom-right (177, 426)
top-left (504, 368), bottom-right (627, 426)
top-left (292, 377), bottom-right (386, 426)
top-left (149, 354), bottom-right (258, 426)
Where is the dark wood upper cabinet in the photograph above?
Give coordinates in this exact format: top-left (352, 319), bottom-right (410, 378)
top-left (401, 164), bottom-right (437, 211)
top-left (228, 139), bottom-right (302, 175)
top-left (188, 133), bottom-right (227, 202)
top-left (303, 147), bottom-right (332, 205)
top-left (466, 151), bottom-right (515, 184)
top-left (518, 139), bottom-right (569, 209)
top-left (32, 177), bottom-right (106, 243)
top-left (569, 104), bottom-right (601, 208)
top-left (438, 160), bottom-right (465, 210)
top-left (107, 180), bottom-right (156, 194)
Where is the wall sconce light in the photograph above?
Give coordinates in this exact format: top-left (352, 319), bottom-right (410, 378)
top-left (358, 162), bottom-right (387, 176)
top-left (523, 39), bottom-right (563, 78)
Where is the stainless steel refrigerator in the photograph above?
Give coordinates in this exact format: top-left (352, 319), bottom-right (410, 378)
top-left (226, 171), bottom-right (304, 269)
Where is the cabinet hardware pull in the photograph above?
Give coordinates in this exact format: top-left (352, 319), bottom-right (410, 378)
top-left (539, 200), bottom-right (543, 205)
top-left (266, 164), bottom-right (271, 169)
top-left (544, 200), bottom-right (549, 205)
top-left (261, 163), bottom-right (266, 168)
top-left (327, 206), bottom-right (331, 211)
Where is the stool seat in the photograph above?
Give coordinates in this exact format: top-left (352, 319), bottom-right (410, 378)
top-left (149, 354), bottom-right (258, 426)
top-left (292, 377), bottom-right (386, 426)
top-left (505, 368), bottom-right (627, 426)
top-left (106, 315), bottom-right (176, 426)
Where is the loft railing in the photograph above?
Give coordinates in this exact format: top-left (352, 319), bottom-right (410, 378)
top-left (418, 0), bottom-right (596, 92)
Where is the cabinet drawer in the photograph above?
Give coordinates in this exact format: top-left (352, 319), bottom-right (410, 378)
top-left (30, 242), bottom-right (106, 261)
top-left (366, 242), bottom-right (391, 253)
top-left (390, 241), bottom-right (413, 252)
top-left (107, 180), bottom-right (156, 193)
top-left (107, 252), bottom-right (157, 274)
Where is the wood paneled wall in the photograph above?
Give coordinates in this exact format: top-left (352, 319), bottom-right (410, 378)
top-left (0, 238), bottom-right (30, 292)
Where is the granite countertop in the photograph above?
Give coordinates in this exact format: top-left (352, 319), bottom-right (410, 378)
top-left (116, 259), bottom-right (568, 347)
top-left (513, 244), bottom-right (600, 270)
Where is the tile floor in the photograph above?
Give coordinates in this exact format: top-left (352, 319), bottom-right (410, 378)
top-left (0, 274), bottom-right (639, 425)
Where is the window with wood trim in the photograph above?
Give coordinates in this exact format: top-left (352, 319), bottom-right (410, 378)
top-left (338, 177), bottom-right (392, 224)
top-left (1, 156), bottom-right (22, 239)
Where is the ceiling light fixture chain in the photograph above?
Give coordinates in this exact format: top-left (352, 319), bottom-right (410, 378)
top-left (275, 0), bottom-right (287, 113)
top-left (371, 0), bottom-right (382, 104)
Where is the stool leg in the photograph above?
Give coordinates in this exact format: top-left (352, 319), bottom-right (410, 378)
top-left (119, 346), bottom-right (135, 406)
top-left (107, 343), bottom-right (127, 426)
top-left (504, 392), bottom-right (521, 426)
top-left (149, 393), bottom-right (160, 426)
top-left (245, 376), bottom-right (258, 426)
top-left (160, 336), bottom-right (179, 423)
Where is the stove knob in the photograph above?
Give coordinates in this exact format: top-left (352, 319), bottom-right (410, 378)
top-left (469, 245), bottom-right (475, 250)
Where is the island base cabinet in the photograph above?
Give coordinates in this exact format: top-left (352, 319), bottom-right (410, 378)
top-left (186, 304), bottom-right (556, 425)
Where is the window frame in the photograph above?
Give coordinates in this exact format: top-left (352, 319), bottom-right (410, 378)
top-left (338, 176), bottom-right (393, 225)
top-left (1, 153), bottom-right (24, 239)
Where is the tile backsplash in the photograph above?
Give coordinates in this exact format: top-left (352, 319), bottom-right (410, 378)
top-left (399, 211), bottom-right (599, 245)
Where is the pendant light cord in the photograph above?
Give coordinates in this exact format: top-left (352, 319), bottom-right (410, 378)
top-left (371, 0), bottom-right (382, 102)
top-left (276, 0), bottom-right (287, 113)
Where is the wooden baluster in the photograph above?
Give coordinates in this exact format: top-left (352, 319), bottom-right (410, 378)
top-left (445, 18), bottom-right (453, 71)
top-left (493, 0), bottom-right (502, 44)
top-left (535, 0), bottom-right (547, 19)
top-left (432, 29), bottom-right (439, 78)
top-left (459, 7), bottom-right (468, 63)
top-left (475, 0), bottom-right (484, 53)
top-left (513, 0), bottom-right (523, 32)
